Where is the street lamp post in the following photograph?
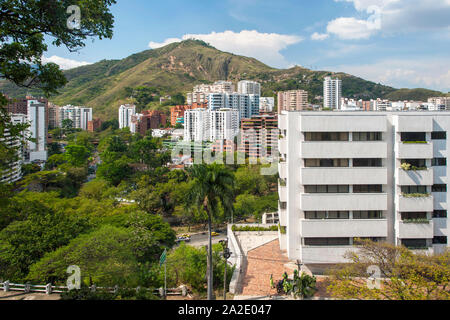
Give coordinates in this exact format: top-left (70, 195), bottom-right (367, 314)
top-left (220, 240), bottom-right (232, 300)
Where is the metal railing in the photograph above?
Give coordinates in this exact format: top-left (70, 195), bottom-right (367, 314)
top-left (0, 281), bottom-right (188, 297)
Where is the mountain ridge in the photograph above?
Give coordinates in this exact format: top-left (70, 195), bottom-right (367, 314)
top-left (0, 39), bottom-right (446, 119)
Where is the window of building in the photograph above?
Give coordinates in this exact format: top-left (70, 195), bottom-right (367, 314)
top-left (353, 211), bottom-right (383, 219)
top-left (432, 184), bottom-right (447, 192)
top-left (432, 236), bottom-right (448, 244)
top-left (304, 132), bottom-right (349, 142)
top-left (352, 132), bottom-right (382, 141)
top-left (433, 210), bottom-right (447, 218)
top-left (401, 132), bottom-right (427, 142)
top-left (279, 202), bottom-right (287, 210)
top-left (401, 186), bottom-right (428, 194)
top-left (305, 211), bottom-right (349, 219)
top-left (304, 238), bottom-right (350, 246)
top-left (401, 159), bottom-right (427, 168)
top-left (431, 132), bottom-right (446, 140)
top-left (401, 212), bottom-right (427, 220)
top-left (353, 237), bottom-right (385, 243)
top-left (401, 239), bottom-right (428, 249)
top-left (353, 185), bottom-right (383, 193)
top-left (304, 185), bottom-right (350, 193)
top-left (304, 159), bottom-right (349, 168)
top-left (353, 158), bottom-right (383, 167)
top-left (432, 158), bottom-right (447, 166)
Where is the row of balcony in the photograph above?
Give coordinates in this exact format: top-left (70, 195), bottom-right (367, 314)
top-left (278, 138), bottom-right (436, 160)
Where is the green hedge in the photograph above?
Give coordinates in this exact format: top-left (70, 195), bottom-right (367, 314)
top-left (232, 225), bottom-right (279, 232)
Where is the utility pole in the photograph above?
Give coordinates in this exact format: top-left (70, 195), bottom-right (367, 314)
top-left (220, 239), bottom-right (232, 300)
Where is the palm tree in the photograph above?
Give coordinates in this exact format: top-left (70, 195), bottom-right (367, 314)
top-left (187, 163), bottom-right (235, 300)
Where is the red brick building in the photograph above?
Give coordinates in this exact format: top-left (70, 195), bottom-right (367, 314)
top-left (88, 118), bottom-right (102, 132)
top-left (170, 103), bottom-right (207, 126)
top-left (137, 110), bottom-right (168, 135)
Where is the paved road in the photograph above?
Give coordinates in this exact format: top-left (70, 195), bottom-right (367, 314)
top-left (176, 231), bottom-right (227, 248)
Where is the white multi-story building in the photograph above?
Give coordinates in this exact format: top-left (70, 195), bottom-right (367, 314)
top-left (118, 104), bottom-right (136, 130)
top-left (428, 97), bottom-right (450, 110)
top-left (187, 81), bottom-right (235, 105)
top-left (260, 97), bottom-right (275, 113)
top-left (278, 111), bottom-right (450, 271)
top-left (238, 80), bottom-right (261, 96)
top-left (209, 108), bottom-right (239, 141)
top-left (323, 77), bottom-right (342, 110)
top-left (207, 93), bottom-right (259, 120)
top-left (27, 100), bottom-right (47, 162)
top-left (184, 108), bottom-right (210, 142)
top-left (184, 108), bottom-right (239, 142)
top-left (0, 114), bottom-right (27, 183)
top-left (59, 105), bottom-right (93, 130)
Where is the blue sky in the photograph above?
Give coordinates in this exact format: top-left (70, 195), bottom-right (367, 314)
top-left (45, 0), bottom-right (450, 92)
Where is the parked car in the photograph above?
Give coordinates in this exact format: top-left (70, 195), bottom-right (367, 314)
top-left (176, 235), bottom-right (191, 243)
top-left (211, 232), bottom-right (220, 237)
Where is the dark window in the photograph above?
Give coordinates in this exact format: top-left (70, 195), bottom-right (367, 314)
top-left (353, 237), bottom-right (384, 243)
top-left (432, 184), bottom-right (447, 192)
top-left (304, 238), bottom-right (350, 246)
top-left (433, 236), bottom-right (448, 244)
top-left (401, 186), bottom-right (428, 194)
top-left (432, 158), bottom-right (447, 166)
top-left (433, 210), bottom-right (447, 218)
top-left (305, 132), bottom-right (349, 141)
top-left (353, 185), bottom-right (383, 193)
top-left (304, 185), bottom-right (349, 193)
top-left (401, 212), bottom-right (427, 220)
top-left (353, 211), bottom-right (383, 219)
top-left (280, 202), bottom-right (287, 210)
top-left (353, 158), bottom-right (383, 167)
top-left (431, 132), bottom-right (446, 140)
top-left (305, 211), bottom-right (349, 219)
top-left (401, 239), bottom-right (428, 249)
top-left (304, 159), bottom-right (349, 167)
top-left (353, 132), bottom-right (382, 141)
top-left (401, 132), bottom-right (426, 142)
top-left (401, 159), bottom-right (426, 168)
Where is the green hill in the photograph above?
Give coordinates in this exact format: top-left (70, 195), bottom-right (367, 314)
top-left (0, 39), bottom-right (446, 119)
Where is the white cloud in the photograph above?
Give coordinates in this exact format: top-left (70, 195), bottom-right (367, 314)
top-left (326, 17), bottom-right (378, 39)
top-left (42, 55), bottom-right (92, 70)
top-left (311, 32), bottom-right (329, 41)
top-left (327, 58), bottom-right (450, 92)
top-left (321, 0), bottom-right (450, 40)
top-left (148, 30), bottom-right (303, 68)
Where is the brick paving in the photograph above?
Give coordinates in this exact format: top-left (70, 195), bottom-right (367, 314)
top-left (241, 239), bottom-right (293, 296)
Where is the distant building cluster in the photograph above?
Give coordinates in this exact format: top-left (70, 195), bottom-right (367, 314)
top-left (118, 104), bottom-right (167, 135)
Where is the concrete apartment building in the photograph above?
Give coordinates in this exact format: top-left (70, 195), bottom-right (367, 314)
top-left (184, 108), bottom-right (239, 145)
top-left (238, 80), bottom-right (261, 96)
top-left (187, 81), bottom-right (235, 105)
top-left (239, 114), bottom-right (278, 159)
top-left (0, 114), bottom-right (27, 183)
top-left (277, 90), bottom-right (308, 113)
top-left (170, 103), bottom-right (207, 126)
top-left (207, 92), bottom-right (260, 121)
top-left (278, 111), bottom-right (450, 271)
top-left (59, 105), bottom-right (93, 131)
top-left (259, 97), bottom-right (275, 113)
top-left (119, 104), bottom-right (136, 130)
top-left (323, 77), bottom-right (342, 110)
top-left (27, 100), bottom-right (48, 162)
top-left (428, 97), bottom-right (450, 110)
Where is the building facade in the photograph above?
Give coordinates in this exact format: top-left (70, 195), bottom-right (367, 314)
top-left (277, 90), bottom-right (308, 113)
top-left (278, 111), bottom-right (450, 270)
top-left (239, 114), bottom-right (278, 159)
top-left (119, 104), bottom-right (136, 130)
top-left (238, 80), bottom-right (261, 96)
top-left (259, 97), bottom-right (275, 113)
top-left (323, 77), bottom-right (342, 110)
top-left (207, 93), bottom-right (259, 120)
top-left (0, 114), bottom-right (27, 183)
top-left (59, 105), bottom-right (93, 130)
top-left (27, 100), bottom-right (47, 161)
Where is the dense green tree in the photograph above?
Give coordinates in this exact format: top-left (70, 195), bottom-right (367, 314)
top-left (97, 155), bottom-right (133, 186)
top-left (186, 164), bottom-right (235, 300)
top-left (27, 225), bottom-right (139, 286)
top-left (47, 142), bottom-right (62, 157)
top-left (64, 144), bottom-right (90, 167)
top-left (0, 192), bottom-right (91, 280)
